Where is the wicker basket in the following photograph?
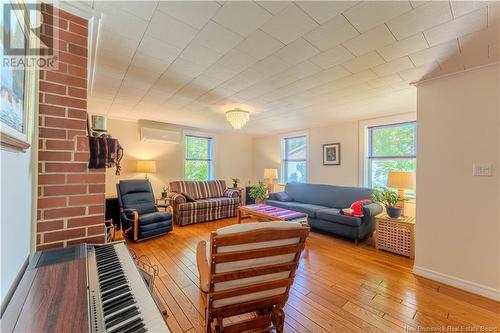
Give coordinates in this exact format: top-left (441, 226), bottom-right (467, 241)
top-left (375, 215), bottom-right (415, 258)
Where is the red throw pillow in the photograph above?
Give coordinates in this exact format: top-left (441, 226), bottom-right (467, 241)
top-left (341, 199), bottom-right (371, 217)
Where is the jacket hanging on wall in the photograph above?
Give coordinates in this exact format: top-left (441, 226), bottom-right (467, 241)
top-left (88, 136), bottom-right (123, 175)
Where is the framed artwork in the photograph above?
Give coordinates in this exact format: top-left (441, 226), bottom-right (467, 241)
top-left (0, 1), bottom-right (37, 152)
top-left (323, 143), bottom-right (341, 165)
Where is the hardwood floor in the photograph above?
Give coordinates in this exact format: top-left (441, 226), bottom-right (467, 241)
top-left (126, 218), bottom-right (500, 332)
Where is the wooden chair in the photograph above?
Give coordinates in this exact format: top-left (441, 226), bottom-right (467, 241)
top-left (196, 221), bottom-right (310, 333)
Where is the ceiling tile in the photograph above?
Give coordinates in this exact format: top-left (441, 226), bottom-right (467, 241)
top-left (260, 4), bottom-right (318, 44)
top-left (168, 58), bottom-right (206, 79)
top-left (342, 51), bottom-right (386, 73)
top-left (256, 1), bottom-right (290, 15)
top-left (387, 1), bottom-right (453, 40)
top-left (193, 21), bottom-right (244, 53)
top-left (410, 1), bottom-right (428, 9)
top-left (296, 1), bottom-right (359, 24)
top-left (96, 5), bottom-right (149, 41)
top-left (157, 1), bottom-right (221, 29)
top-left (343, 24), bottom-right (396, 56)
top-left (251, 55), bottom-right (291, 78)
top-left (203, 63), bottom-right (241, 81)
top-left (409, 39), bottom-right (459, 67)
top-left (275, 38), bottom-right (320, 65)
top-left (450, 1), bottom-right (489, 18)
top-left (310, 45), bottom-right (354, 69)
top-left (146, 11), bottom-right (199, 49)
top-left (344, 1), bottom-right (412, 32)
top-left (367, 74), bottom-right (403, 88)
top-left (398, 62), bottom-right (438, 82)
top-left (378, 33), bottom-right (428, 61)
top-left (112, 1), bottom-right (158, 21)
top-left (372, 56), bottom-right (414, 76)
top-left (283, 60), bottom-right (323, 79)
top-left (213, 2), bottom-right (272, 37)
top-left (424, 7), bottom-right (488, 46)
top-left (137, 35), bottom-right (182, 63)
top-left (304, 15), bottom-right (359, 51)
top-left (315, 66), bottom-right (352, 84)
top-left (180, 42), bottom-right (223, 67)
top-left (236, 30), bottom-right (285, 60)
top-left (214, 49), bottom-right (257, 73)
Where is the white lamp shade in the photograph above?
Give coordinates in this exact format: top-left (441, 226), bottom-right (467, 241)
top-left (387, 171), bottom-right (415, 190)
top-left (136, 160), bottom-right (157, 173)
top-left (264, 168), bottom-right (278, 180)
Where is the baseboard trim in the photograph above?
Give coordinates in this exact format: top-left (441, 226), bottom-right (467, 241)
top-left (413, 266), bottom-right (500, 301)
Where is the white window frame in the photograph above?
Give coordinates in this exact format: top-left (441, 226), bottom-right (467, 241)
top-left (182, 131), bottom-right (215, 181)
top-left (280, 130), bottom-right (309, 184)
top-left (358, 113), bottom-right (416, 187)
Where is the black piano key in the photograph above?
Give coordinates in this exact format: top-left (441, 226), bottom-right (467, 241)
top-left (105, 306), bottom-right (140, 329)
top-left (121, 320), bottom-right (146, 333)
top-left (129, 327), bottom-right (147, 333)
top-left (102, 286), bottom-right (131, 302)
top-left (98, 263), bottom-right (122, 275)
top-left (108, 318), bottom-right (144, 333)
top-left (103, 292), bottom-right (132, 312)
top-left (104, 298), bottom-right (136, 317)
top-left (99, 268), bottom-right (124, 282)
top-left (99, 276), bottom-right (127, 292)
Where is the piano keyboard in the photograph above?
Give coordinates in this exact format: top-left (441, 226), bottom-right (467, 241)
top-left (88, 242), bottom-right (171, 333)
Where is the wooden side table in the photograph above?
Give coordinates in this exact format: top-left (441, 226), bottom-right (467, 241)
top-left (156, 198), bottom-right (171, 212)
top-left (375, 214), bottom-right (415, 259)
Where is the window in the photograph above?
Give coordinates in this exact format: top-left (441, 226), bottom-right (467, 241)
top-left (184, 135), bottom-right (213, 181)
top-left (281, 135), bottom-right (307, 183)
top-left (367, 121), bottom-right (416, 191)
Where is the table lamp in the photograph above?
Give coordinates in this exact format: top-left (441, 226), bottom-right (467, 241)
top-left (136, 160), bottom-right (156, 179)
top-left (264, 168), bottom-right (278, 193)
top-left (387, 171), bottom-right (415, 216)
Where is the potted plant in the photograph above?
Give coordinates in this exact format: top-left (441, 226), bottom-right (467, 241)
top-left (371, 187), bottom-right (406, 218)
top-left (249, 181), bottom-right (268, 204)
top-left (161, 185), bottom-right (168, 199)
top-left (232, 178), bottom-right (240, 188)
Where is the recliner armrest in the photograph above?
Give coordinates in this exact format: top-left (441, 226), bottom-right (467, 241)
top-left (362, 203), bottom-right (383, 220)
top-left (196, 240), bottom-right (210, 293)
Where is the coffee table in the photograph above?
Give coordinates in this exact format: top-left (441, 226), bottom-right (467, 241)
top-left (237, 204), bottom-right (308, 225)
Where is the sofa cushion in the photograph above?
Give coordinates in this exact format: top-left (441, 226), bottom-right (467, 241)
top-left (274, 192), bottom-right (293, 202)
top-left (178, 197), bottom-right (240, 211)
top-left (139, 220), bottom-right (172, 232)
top-left (266, 200), bottom-right (327, 218)
top-left (139, 211), bottom-right (172, 225)
top-left (284, 182), bottom-right (372, 209)
top-left (316, 208), bottom-right (363, 227)
top-left (169, 180), bottom-right (226, 199)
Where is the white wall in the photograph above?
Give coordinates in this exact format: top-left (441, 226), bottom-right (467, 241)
top-left (0, 147), bottom-right (34, 303)
top-left (105, 119), bottom-right (253, 197)
top-left (252, 121), bottom-right (361, 186)
top-left (415, 64), bottom-right (500, 300)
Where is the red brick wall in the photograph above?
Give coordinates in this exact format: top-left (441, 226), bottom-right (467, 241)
top-left (37, 4), bottom-right (105, 250)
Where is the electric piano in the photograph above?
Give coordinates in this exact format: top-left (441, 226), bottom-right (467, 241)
top-left (1, 242), bottom-right (171, 333)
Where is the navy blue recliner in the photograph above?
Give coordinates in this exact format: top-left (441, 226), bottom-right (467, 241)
top-left (116, 179), bottom-right (173, 241)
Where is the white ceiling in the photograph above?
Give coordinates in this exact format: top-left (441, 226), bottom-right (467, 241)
top-left (81, 1), bottom-right (500, 135)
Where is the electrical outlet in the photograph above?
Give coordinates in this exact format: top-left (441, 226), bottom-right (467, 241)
top-left (472, 163), bottom-right (493, 176)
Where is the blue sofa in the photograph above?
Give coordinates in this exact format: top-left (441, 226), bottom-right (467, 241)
top-left (268, 183), bottom-right (382, 243)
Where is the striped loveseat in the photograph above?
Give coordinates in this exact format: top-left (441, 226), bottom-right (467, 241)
top-left (168, 180), bottom-right (241, 226)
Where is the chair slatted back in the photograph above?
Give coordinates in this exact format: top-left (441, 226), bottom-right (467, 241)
top-left (207, 223), bottom-right (309, 318)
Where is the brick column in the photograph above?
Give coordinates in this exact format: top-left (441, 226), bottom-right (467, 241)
top-left (37, 4), bottom-right (105, 250)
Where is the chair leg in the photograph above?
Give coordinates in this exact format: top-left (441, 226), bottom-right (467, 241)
top-left (271, 305), bottom-right (285, 333)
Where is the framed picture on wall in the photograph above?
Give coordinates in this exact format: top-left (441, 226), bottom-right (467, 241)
top-left (323, 143), bottom-right (341, 165)
top-left (1, 0), bottom-right (37, 152)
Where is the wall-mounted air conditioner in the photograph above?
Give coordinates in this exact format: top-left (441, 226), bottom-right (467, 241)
top-left (138, 120), bottom-right (197, 144)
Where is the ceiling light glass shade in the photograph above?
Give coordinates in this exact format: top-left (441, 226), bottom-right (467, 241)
top-left (225, 108), bottom-right (250, 129)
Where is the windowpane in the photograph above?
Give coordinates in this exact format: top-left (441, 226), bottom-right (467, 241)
top-left (186, 136), bottom-right (209, 159)
top-left (285, 161), bottom-right (307, 183)
top-left (369, 158), bottom-right (416, 188)
top-left (185, 160), bottom-right (210, 181)
top-left (371, 122), bottom-right (416, 157)
top-left (286, 137), bottom-right (306, 160)
top-left (184, 135), bottom-right (212, 181)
